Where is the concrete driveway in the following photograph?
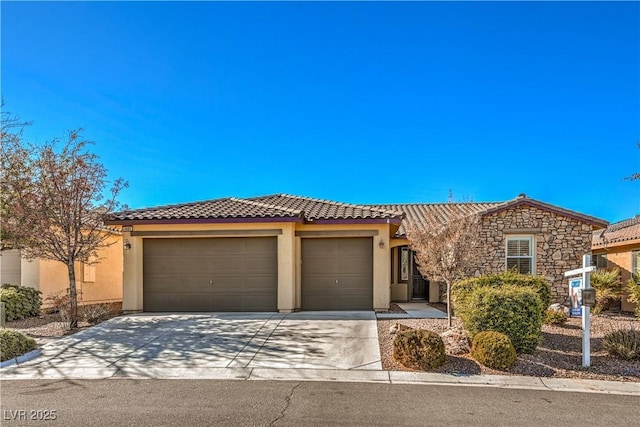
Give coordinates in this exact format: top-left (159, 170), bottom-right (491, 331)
top-left (1, 312), bottom-right (381, 379)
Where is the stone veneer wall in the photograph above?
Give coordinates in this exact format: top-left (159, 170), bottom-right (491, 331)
top-left (476, 205), bottom-right (594, 305)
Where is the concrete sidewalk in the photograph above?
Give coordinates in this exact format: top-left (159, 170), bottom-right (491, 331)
top-left (376, 302), bottom-right (448, 319)
top-left (1, 365), bottom-right (638, 396)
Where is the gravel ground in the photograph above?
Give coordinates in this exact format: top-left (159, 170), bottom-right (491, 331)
top-left (378, 314), bottom-right (640, 382)
top-left (4, 308), bottom-right (121, 346)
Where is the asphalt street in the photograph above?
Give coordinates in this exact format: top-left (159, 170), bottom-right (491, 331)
top-left (1, 379), bottom-right (638, 426)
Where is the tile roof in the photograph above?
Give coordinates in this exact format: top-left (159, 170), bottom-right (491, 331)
top-left (369, 202), bottom-right (500, 237)
top-left (106, 193), bottom-right (608, 235)
top-left (248, 194), bottom-right (405, 222)
top-left (372, 195), bottom-right (608, 238)
top-left (106, 194), bottom-right (405, 224)
top-left (593, 215), bottom-right (640, 248)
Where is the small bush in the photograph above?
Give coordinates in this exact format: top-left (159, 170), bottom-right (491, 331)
top-left (603, 328), bottom-right (640, 361)
top-left (452, 270), bottom-right (551, 317)
top-left (0, 329), bottom-right (38, 362)
top-left (45, 292), bottom-right (72, 328)
top-left (591, 269), bottom-right (622, 314)
top-left (81, 303), bottom-right (112, 325)
top-left (393, 328), bottom-right (446, 370)
top-left (627, 276), bottom-right (640, 319)
top-left (471, 331), bottom-right (517, 371)
top-left (0, 284), bottom-right (42, 321)
top-left (460, 285), bottom-right (543, 353)
top-left (543, 309), bottom-right (568, 326)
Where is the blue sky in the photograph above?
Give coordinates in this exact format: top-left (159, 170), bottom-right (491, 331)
top-left (2, 1), bottom-right (639, 223)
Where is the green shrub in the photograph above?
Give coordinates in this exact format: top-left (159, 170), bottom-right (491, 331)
top-left (0, 284), bottom-right (42, 321)
top-left (543, 309), bottom-right (568, 326)
top-left (0, 329), bottom-right (38, 362)
top-left (452, 270), bottom-right (551, 316)
top-left (627, 276), bottom-right (640, 319)
top-left (591, 269), bottom-right (622, 314)
top-left (461, 285), bottom-right (543, 353)
top-left (471, 331), bottom-right (517, 370)
top-left (602, 328), bottom-right (640, 361)
top-left (393, 329), bottom-right (446, 370)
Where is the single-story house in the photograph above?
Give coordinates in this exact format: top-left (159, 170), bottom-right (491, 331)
top-left (0, 231), bottom-right (123, 308)
top-left (592, 215), bottom-right (640, 313)
top-left (105, 193), bottom-right (607, 313)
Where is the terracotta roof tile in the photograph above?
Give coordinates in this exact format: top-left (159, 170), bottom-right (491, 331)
top-left (593, 215), bottom-right (640, 248)
top-left (249, 194), bottom-right (405, 221)
top-left (107, 194), bottom-right (404, 224)
top-left (370, 202), bottom-right (500, 237)
top-left (107, 197), bottom-right (303, 222)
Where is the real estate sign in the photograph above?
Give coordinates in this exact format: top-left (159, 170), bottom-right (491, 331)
top-left (569, 278), bottom-right (582, 317)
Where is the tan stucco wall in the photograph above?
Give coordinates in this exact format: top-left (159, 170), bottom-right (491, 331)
top-left (19, 234), bottom-right (123, 307)
top-left (0, 249), bottom-right (22, 285)
top-left (593, 243), bottom-right (638, 313)
top-left (121, 221), bottom-right (394, 313)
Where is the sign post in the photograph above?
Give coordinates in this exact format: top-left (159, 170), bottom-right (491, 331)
top-left (564, 254), bottom-right (595, 368)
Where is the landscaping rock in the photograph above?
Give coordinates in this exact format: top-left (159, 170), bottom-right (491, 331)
top-left (440, 327), bottom-right (471, 355)
top-left (549, 303), bottom-right (569, 314)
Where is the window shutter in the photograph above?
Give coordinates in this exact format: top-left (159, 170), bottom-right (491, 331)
top-left (83, 263), bottom-right (96, 282)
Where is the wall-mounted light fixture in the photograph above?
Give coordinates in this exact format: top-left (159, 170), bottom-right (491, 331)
top-left (123, 240), bottom-right (132, 251)
top-left (378, 239), bottom-right (385, 249)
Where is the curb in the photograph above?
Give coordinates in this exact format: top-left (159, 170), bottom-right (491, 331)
top-left (0, 349), bottom-right (42, 369)
top-left (1, 366), bottom-right (638, 395)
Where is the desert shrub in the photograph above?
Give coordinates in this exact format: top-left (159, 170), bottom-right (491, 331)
top-left (452, 270), bottom-right (551, 316)
top-left (0, 329), bottom-right (38, 362)
top-left (81, 303), bottom-right (113, 325)
top-left (543, 309), bottom-right (568, 326)
top-left (627, 276), bottom-right (640, 319)
top-left (591, 269), bottom-right (622, 314)
top-left (471, 331), bottom-right (516, 370)
top-left (602, 328), bottom-right (640, 361)
top-left (461, 285), bottom-right (543, 353)
top-left (45, 292), bottom-right (72, 328)
top-left (393, 328), bottom-right (446, 370)
top-left (0, 284), bottom-right (42, 321)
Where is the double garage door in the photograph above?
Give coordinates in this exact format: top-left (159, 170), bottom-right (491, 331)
top-left (143, 237), bottom-right (278, 312)
top-left (142, 236), bottom-right (373, 312)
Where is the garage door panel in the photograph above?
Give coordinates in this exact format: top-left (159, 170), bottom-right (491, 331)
top-left (144, 237), bottom-right (277, 312)
top-left (301, 238), bottom-right (373, 311)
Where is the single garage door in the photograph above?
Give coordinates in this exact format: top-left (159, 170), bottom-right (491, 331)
top-left (143, 237), bottom-right (277, 312)
top-left (301, 238), bottom-right (373, 310)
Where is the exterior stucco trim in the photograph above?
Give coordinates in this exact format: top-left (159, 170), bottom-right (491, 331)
top-left (131, 229), bottom-right (283, 237)
top-left (295, 230), bottom-right (379, 237)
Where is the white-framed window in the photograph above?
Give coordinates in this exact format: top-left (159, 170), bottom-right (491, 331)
top-left (632, 250), bottom-right (640, 279)
top-left (592, 253), bottom-right (608, 269)
top-left (506, 236), bottom-right (534, 274)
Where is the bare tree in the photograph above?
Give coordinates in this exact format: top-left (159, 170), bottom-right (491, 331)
top-left (406, 207), bottom-right (482, 327)
top-left (1, 116), bottom-right (126, 328)
top-left (1, 108), bottom-right (33, 249)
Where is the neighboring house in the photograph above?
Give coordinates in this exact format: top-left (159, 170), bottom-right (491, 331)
top-left (592, 215), bottom-right (640, 313)
top-left (105, 193), bottom-right (606, 313)
top-left (0, 232), bottom-right (123, 308)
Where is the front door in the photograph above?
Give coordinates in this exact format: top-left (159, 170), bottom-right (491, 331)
top-left (411, 252), bottom-right (428, 299)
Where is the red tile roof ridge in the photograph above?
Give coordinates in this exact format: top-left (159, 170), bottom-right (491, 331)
top-left (251, 193), bottom-right (405, 218)
top-left (229, 197), bottom-right (303, 217)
